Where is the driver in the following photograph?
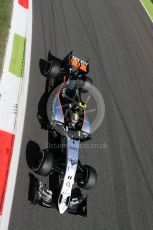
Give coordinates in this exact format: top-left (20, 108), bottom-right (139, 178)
top-left (71, 111), bottom-right (80, 128)
top-left (67, 104), bottom-right (85, 130)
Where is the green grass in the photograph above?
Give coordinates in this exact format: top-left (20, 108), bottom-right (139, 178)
top-left (0, 0), bottom-right (13, 75)
top-left (9, 33), bottom-right (26, 78)
top-left (141, 0), bottom-right (153, 20)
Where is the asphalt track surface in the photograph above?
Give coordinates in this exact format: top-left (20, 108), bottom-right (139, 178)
top-left (8, 0), bottom-right (153, 230)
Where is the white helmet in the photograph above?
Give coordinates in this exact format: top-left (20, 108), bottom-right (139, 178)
top-left (71, 112), bottom-right (79, 125)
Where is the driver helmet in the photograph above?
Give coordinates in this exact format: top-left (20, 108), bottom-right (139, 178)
top-left (71, 112), bottom-right (79, 126)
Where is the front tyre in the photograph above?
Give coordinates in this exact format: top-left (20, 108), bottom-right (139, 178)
top-left (77, 165), bottom-right (97, 190)
top-left (32, 149), bottom-right (54, 176)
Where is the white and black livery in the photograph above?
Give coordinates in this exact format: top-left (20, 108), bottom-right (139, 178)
top-left (28, 51), bottom-right (97, 217)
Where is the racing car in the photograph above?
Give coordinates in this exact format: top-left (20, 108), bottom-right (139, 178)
top-left (28, 51), bottom-right (97, 216)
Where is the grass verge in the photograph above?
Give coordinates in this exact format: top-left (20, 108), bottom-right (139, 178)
top-left (141, 0), bottom-right (153, 20)
top-left (0, 0), bottom-right (13, 75)
top-left (9, 34), bottom-right (26, 78)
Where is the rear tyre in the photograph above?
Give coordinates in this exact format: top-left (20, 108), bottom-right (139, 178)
top-left (77, 165), bottom-right (97, 189)
top-left (32, 149), bottom-right (54, 176)
top-left (43, 61), bottom-right (61, 79)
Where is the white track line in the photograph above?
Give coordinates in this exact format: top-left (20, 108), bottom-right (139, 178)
top-left (0, 0), bottom-right (32, 229)
top-left (139, 0), bottom-right (153, 23)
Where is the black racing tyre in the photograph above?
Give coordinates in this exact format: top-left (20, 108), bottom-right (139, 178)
top-left (32, 149), bottom-right (54, 176)
top-left (77, 165), bottom-right (97, 189)
top-left (43, 60), bottom-right (61, 79)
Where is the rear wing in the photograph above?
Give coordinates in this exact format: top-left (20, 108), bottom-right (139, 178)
top-left (63, 51), bottom-right (89, 74)
top-left (40, 50), bottom-right (89, 76)
top-left (71, 56), bottom-right (89, 73)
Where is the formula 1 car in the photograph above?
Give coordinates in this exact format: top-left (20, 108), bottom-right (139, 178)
top-left (28, 51), bottom-right (97, 216)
